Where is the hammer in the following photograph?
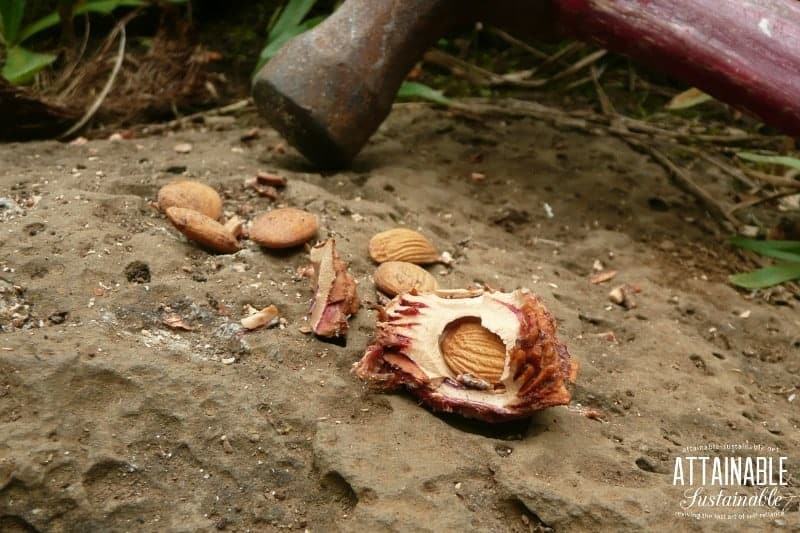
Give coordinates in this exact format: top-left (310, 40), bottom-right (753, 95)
top-left (253, 0), bottom-right (800, 168)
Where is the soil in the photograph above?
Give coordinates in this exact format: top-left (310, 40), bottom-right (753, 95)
top-left (0, 103), bottom-right (798, 532)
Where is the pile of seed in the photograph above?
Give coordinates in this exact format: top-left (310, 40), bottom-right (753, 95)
top-left (157, 179), bottom-right (445, 297)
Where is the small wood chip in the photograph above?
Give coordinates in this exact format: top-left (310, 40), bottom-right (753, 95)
top-left (609, 285), bottom-right (637, 309)
top-left (593, 331), bottom-right (618, 343)
top-left (223, 216), bottom-right (245, 238)
top-left (244, 177), bottom-right (279, 199)
top-left (162, 312), bottom-right (193, 331)
top-left (241, 305), bottom-right (279, 330)
top-left (256, 171), bottom-right (287, 187)
top-left (240, 128), bottom-right (261, 142)
top-left (590, 270), bottom-right (618, 284)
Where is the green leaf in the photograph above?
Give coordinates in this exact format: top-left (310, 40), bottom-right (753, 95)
top-left (0, 0), bottom-right (26, 44)
top-left (736, 152), bottom-right (800, 171)
top-left (1, 44), bottom-right (56, 83)
top-left (18, 0), bottom-right (145, 43)
top-left (17, 12), bottom-right (58, 42)
top-left (255, 15), bottom-right (323, 71)
top-left (77, 0), bottom-right (147, 15)
top-left (268, 0), bottom-right (317, 42)
top-left (729, 262), bottom-right (800, 289)
top-left (396, 81), bottom-right (451, 105)
top-left (729, 237), bottom-right (800, 262)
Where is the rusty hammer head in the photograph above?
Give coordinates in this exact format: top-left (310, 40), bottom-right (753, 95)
top-left (253, 0), bottom-right (474, 168)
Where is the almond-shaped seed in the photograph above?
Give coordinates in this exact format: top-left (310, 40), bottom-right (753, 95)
top-left (165, 207), bottom-right (240, 254)
top-left (374, 261), bottom-right (438, 296)
top-left (250, 207), bottom-right (318, 249)
top-left (440, 318), bottom-right (506, 384)
top-left (368, 228), bottom-right (439, 264)
top-left (158, 180), bottom-right (223, 220)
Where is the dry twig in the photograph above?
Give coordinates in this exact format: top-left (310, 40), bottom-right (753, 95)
top-left (60, 25), bottom-right (127, 138)
top-left (486, 27), bottom-right (549, 60)
top-left (139, 98), bottom-right (252, 135)
top-left (634, 142), bottom-right (740, 229)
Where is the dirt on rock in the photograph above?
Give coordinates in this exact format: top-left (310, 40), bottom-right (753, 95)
top-left (0, 103), bottom-right (798, 532)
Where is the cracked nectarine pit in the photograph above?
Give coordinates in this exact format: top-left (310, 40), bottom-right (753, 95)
top-left (353, 288), bottom-right (578, 422)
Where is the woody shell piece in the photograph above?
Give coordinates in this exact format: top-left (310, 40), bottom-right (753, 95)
top-left (308, 239), bottom-right (360, 338)
top-left (353, 288), bottom-right (578, 422)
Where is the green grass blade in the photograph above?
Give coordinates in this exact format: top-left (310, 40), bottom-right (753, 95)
top-left (397, 81), bottom-right (451, 106)
top-left (0, 0), bottom-right (26, 44)
top-left (267, 0), bottom-right (317, 42)
top-left (18, 0), bottom-right (145, 43)
top-left (77, 0), bottom-right (147, 15)
top-left (736, 152), bottom-right (800, 170)
top-left (730, 237), bottom-right (800, 261)
top-left (2, 44), bottom-right (56, 83)
top-left (255, 15), bottom-right (323, 71)
top-left (17, 11), bottom-right (57, 41)
top-left (730, 237), bottom-right (800, 250)
top-left (729, 262), bottom-right (800, 289)
top-left (750, 250), bottom-right (800, 262)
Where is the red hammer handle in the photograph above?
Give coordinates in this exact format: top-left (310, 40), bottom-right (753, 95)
top-left (553, 0), bottom-right (800, 136)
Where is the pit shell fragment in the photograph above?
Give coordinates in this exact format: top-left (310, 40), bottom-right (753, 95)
top-left (308, 239), bottom-right (360, 338)
top-left (354, 288), bottom-right (577, 422)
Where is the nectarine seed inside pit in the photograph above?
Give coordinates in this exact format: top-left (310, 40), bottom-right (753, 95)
top-left (440, 318), bottom-right (506, 384)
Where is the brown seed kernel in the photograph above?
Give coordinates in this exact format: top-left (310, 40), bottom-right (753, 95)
top-left (374, 261), bottom-right (438, 296)
top-left (368, 228), bottom-right (439, 264)
top-left (249, 208), bottom-right (319, 249)
top-left (157, 180), bottom-right (223, 220)
top-left (440, 318), bottom-right (506, 383)
top-left (165, 207), bottom-right (240, 254)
